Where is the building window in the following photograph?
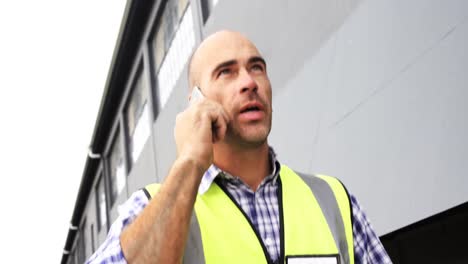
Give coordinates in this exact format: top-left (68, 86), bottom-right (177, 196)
top-left (90, 223), bottom-right (95, 253)
top-left (109, 130), bottom-right (126, 205)
top-left (201, 0), bottom-right (219, 23)
top-left (96, 175), bottom-right (107, 231)
top-left (125, 70), bottom-right (151, 164)
top-left (152, 0), bottom-right (189, 71)
top-left (77, 220), bottom-right (86, 264)
top-left (69, 248), bottom-right (76, 264)
top-left (151, 0), bottom-right (195, 109)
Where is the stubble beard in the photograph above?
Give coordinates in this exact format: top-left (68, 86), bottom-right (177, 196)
top-left (224, 117), bottom-right (272, 149)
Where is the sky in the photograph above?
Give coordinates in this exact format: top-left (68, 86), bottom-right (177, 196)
top-left (0, 1), bottom-right (126, 262)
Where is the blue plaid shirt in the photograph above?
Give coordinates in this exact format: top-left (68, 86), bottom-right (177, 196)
top-left (87, 152), bottom-right (392, 264)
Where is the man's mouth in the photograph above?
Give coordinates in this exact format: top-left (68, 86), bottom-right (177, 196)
top-left (240, 105), bottom-right (261, 113)
top-left (238, 101), bottom-right (265, 121)
top-left (239, 101), bottom-right (264, 113)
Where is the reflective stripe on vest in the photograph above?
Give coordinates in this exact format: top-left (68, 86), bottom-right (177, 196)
top-left (294, 171), bottom-right (353, 264)
top-left (144, 164), bottom-right (354, 264)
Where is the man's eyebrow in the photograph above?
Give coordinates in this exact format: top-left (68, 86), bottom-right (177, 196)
top-left (248, 56), bottom-right (266, 67)
top-left (212, 60), bottom-right (237, 76)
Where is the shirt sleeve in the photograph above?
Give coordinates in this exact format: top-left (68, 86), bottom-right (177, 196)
top-left (350, 194), bottom-right (393, 264)
top-left (85, 190), bottom-right (149, 264)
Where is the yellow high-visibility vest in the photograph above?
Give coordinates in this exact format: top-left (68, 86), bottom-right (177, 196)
top-left (144, 164), bottom-right (354, 264)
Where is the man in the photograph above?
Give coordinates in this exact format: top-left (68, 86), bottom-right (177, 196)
top-left (87, 30), bottom-right (391, 264)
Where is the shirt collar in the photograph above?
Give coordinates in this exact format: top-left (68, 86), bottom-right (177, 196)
top-left (198, 147), bottom-right (280, 194)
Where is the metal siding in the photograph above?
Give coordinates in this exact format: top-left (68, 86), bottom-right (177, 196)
top-left (153, 69), bottom-right (189, 182)
top-left (269, 0), bottom-right (468, 234)
top-left (127, 133), bottom-right (158, 193)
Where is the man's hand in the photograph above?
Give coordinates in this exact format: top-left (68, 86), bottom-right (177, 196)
top-left (121, 98), bottom-right (229, 264)
top-left (174, 98), bottom-right (230, 173)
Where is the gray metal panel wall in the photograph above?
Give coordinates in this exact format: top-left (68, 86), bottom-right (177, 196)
top-left (149, 0), bottom-right (468, 235)
top-left (153, 70), bottom-right (190, 182)
top-left (107, 123), bottom-right (159, 224)
top-left (302, 0), bottom-right (468, 234)
top-left (127, 134), bottom-right (158, 193)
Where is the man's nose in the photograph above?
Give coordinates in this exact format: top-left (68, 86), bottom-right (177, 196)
top-left (239, 69), bottom-right (258, 93)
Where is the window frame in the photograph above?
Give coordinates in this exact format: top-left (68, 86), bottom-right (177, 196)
top-left (90, 223), bottom-right (95, 253)
top-left (105, 121), bottom-right (128, 207)
top-left (95, 168), bottom-right (109, 232)
top-left (77, 218), bottom-right (87, 264)
top-left (149, 0), bottom-right (190, 76)
top-left (148, 0), bottom-right (198, 110)
top-left (123, 60), bottom-right (153, 168)
top-left (200, 0), bottom-right (214, 24)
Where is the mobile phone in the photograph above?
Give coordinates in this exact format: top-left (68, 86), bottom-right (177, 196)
top-left (189, 86), bottom-right (204, 106)
top-left (189, 86), bottom-right (220, 141)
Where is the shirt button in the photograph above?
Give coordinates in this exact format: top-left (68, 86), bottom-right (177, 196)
top-left (265, 237), bottom-right (272, 245)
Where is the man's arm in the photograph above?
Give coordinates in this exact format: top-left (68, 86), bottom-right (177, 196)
top-left (84, 160), bottom-right (205, 264)
top-left (120, 158), bottom-right (203, 263)
top-left (120, 98), bottom-right (229, 263)
top-left (86, 191), bottom-right (148, 264)
top-left (350, 194), bottom-right (393, 263)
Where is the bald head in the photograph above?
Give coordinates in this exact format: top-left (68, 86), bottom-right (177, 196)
top-left (188, 30), bottom-right (262, 90)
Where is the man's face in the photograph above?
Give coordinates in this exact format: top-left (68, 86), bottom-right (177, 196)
top-left (193, 31), bottom-right (272, 148)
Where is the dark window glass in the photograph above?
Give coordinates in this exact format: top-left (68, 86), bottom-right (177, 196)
top-left (152, 0), bottom-right (195, 109)
top-left (109, 130), bottom-right (126, 206)
top-left (77, 221), bottom-right (86, 264)
top-left (90, 223), bottom-right (95, 253)
top-left (96, 176), bottom-right (107, 231)
top-left (164, 1), bottom-right (178, 50)
top-left (125, 71), bottom-right (150, 164)
top-left (151, 0), bottom-right (189, 72)
top-left (69, 247), bottom-right (76, 264)
top-left (201, 0), bottom-right (217, 23)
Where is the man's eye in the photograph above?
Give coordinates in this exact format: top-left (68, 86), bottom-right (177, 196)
top-left (251, 64), bottom-right (264, 72)
top-left (218, 68), bottom-right (231, 77)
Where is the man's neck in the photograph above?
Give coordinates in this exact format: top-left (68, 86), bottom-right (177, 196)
top-left (213, 142), bottom-right (270, 192)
